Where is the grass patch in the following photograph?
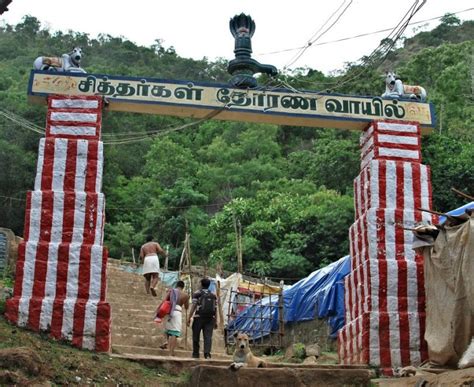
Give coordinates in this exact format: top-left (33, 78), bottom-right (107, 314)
top-left (0, 315), bottom-right (187, 386)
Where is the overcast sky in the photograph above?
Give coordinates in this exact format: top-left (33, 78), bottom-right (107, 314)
top-left (1, 1), bottom-right (473, 74)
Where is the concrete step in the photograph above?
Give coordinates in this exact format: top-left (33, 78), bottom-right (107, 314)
top-left (112, 325), bottom-right (165, 336)
top-left (189, 365), bottom-right (375, 387)
top-left (112, 331), bottom-right (226, 352)
top-left (111, 315), bottom-right (159, 326)
top-left (112, 345), bottom-right (232, 360)
top-left (112, 354), bottom-right (375, 383)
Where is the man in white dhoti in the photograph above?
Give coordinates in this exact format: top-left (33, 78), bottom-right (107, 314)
top-left (140, 235), bottom-right (167, 296)
top-left (163, 281), bottom-right (189, 356)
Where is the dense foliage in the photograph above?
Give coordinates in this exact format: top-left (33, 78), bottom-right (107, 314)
top-left (0, 15), bottom-right (472, 280)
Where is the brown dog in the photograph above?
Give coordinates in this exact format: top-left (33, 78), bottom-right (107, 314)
top-left (229, 332), bottom-right (267, 370)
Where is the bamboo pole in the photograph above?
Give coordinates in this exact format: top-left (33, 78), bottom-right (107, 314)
top-left (451, 187), bottom-right (474, 202)
top-left (217, 280), bottom-right (224, 330)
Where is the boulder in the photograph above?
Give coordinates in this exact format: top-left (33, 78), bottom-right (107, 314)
top-left (306, 343), bottom-right (321, 358)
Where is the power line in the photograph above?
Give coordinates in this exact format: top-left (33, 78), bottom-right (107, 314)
top-left (283, 0), bottom-right (353, 71)
top-left (277, 0), bottom-right (427, 95)
top-left (259, 7), bottom-right (474, 58)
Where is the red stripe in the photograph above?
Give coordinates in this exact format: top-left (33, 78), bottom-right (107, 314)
top-left (28, 191), bottom-right (54, 330)
top-left (72, 140), bottom-right (100, 346)
top-left (378, 162), bottom-right (387, 208)
top-left (100, 248), bottom-right (108, 301)
top-left (354, 175), bottom-right (360, 219)
top-left (426, 166), bottom-right (433, 210)
top-left (85, 141), bottom-right (99, 192)
top-left (50, 243), bottom-right (70, 338)
top-left (377, 221), bottom-right (391, 366)
top-left (41, 139), bottom-right (55, 189)
top-left (63, 141), bottom-right (78, 192)
top-left (23, 192), bottom-right (32, 241)
top-left (363, 216), bottom-right (370, 312)
top-left (379, 312), bottom-right (391, 366)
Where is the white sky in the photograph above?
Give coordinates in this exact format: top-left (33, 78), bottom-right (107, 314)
top-left (1, 1), bottom-right (473, 75)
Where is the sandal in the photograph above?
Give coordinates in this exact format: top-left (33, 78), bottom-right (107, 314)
top-left (159, 343), bottom-right (168, 350)
top-left (150, 288), bottom-right (157, 297)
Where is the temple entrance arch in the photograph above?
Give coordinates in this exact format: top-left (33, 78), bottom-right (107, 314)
top-left (6, 13), bottom-right (436, 370)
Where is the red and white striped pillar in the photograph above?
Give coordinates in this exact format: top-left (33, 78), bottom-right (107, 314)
top-left (338, 120), bottom-right (437, 370)
top-left (5, 95), bottom-right (111, 352)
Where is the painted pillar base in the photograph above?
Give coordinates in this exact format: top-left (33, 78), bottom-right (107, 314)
top-left (5, 96), bottom-right (110, 352)
top-left (338, 120), bottom-right (437, 368)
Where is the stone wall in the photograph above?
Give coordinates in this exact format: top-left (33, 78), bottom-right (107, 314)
top-left (283, 319), bottom-right (337, 352)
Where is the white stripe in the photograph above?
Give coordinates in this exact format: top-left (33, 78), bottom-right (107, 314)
top-left (89, 245), bottom-right (103, 300)
top-left (344, 277), bottom-right (351, 322)
top-left (350, 268), bottom-right (356, 321)
top-left (28, 192), bottom-right (43, 242)
top-left (378, 147), bottom-right (419, 159)
top-left (360, 124), bottom-right (374, 146)
top-left (94, 196), bottom-right (105, 245)
top-left (370, 161), bottom-right (379, 209)
top-left (354, 174), bottom-right (361, 219)
top-left (385, 211), bottom-right (396, 259)
top-left (39, 243), bottom-right (59, 330)
top-left (361, 136), bottom-right (374, 157)
top-left (17, 242), bottom-right (39, 325)
top-left (377, 134), bottom-right (419, 146)
top-left (82, 301), bottom-right (98, 350)
top-left (42, 243), bottom-right (59, 298)
top-left (72, 194), bottom-right (86, 242)
top-left (95, 142), bottom-right (104, 192)
top-left (61, 298), bottom-right (76, 339)
top-left (17, 296), bottom-right (31, 327)
top-left (50, 112), bottom-right (98, 123)
top-left (377, 122), bottom-right (418, 133)
top-left (50, 125), bottom-right (97, 136)
top-left (361, 149), bottom-right (374, 169)
top-left (65, 243), bottom-right (81, 299)
top-left (367, 210), bottom-right (378, 261)
top-left (369, 313), bottom-right (380, 364)
top-left (404, 210), bottom-right (416, 262)
top-left (61, 245), bottom-right (81, 340)
top-left (407, 274), bottom-right (420, 354)
top-left (75, 141), bottom-right (88, 192)
top-left (34, 139), bottom-right (46, 190)
top-left (51, 99), bottom-right (99, 109)
top-left (387, 262), bottom-right (401, 366)
top-left (385, 161), bottom-right (397, 210)
top-left (369, 259), bottom-right (379, 318)
top-left (404, 163), bottom-right (414, 211)
top-left (420, 165), bottom-right (432, 222)
top-left (52, 139), bottom-right (67, 191)
top-left (50, 193), bottom-right (65, 243)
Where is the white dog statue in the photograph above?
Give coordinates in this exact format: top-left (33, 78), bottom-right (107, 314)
top-left (382, 71), bottom-right (426, 102)
top-left (33, 47), bottom-right (86, 73)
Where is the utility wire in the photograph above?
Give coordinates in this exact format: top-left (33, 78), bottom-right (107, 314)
top-left (283, 0), bottom-right (353, 71)
top-left (0, 108), bottom-right (45, 135)
top-left (259, 7), bottom-right (474, 57)
top-left (278, 0), bottom-right (427, 95)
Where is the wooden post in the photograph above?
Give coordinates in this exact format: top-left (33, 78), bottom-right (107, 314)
top-left (217, 280), bottom-right (224, 330)
top-left (164, 245), bottom-right (169, 271)
top-left (278, 280), bottom-right (284, 348)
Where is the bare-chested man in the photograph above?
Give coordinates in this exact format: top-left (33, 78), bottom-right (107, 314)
top-left (140, 235), bottom-right (167, 297)
top-left (161, 280), bottom-right (189, 356)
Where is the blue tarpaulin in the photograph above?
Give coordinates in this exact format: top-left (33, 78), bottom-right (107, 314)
top-left (439, 201), bottom-right (474, 224)
top-left (227, 255), bottom-right (351, 339)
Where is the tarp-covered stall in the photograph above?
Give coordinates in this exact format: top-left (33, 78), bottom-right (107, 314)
top-left (413, 204), bottom-right (474, 366)
top-left (226, 255), bottom-right (351, 340)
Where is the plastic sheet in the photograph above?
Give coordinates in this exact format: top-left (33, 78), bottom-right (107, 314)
top-left (227, 255), bottom-right (351, 339)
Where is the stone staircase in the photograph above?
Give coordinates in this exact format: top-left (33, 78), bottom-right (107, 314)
top-left (106, 260), bottom-right (230, 360)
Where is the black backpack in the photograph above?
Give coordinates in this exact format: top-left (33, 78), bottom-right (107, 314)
top-left (198, 290), bottom-right (216, 319)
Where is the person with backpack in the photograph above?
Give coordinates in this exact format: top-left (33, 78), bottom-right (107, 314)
top-left (186, 277), bottom-right (218, 359)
